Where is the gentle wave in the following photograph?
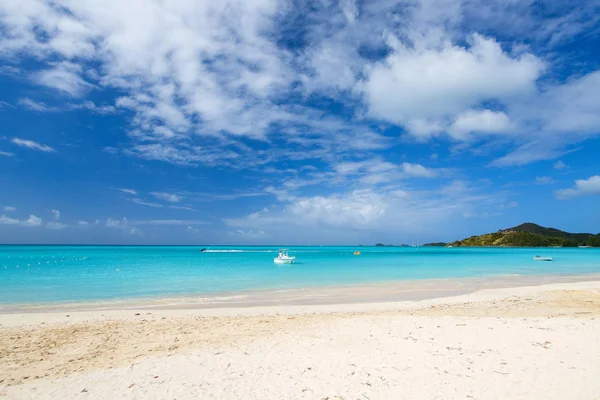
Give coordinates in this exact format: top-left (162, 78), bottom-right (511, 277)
top-left (203, 250), bottom-right (277, 253)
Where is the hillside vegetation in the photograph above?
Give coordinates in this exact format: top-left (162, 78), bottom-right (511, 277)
top-left (449, 223), bottom-right (600, 247)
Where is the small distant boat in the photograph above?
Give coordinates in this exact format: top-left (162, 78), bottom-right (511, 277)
top-left (274, 249), bottom-right (295, 264)
top-left (353, 251), bottom-right (361, 255)
top-left (534, 255), bottom-right (553, 261)
top-left (200, 248), bottom-right (207, 252)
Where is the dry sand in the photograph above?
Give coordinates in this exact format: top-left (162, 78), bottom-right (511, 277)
top-left (2, 280), bottom-right (600, 399)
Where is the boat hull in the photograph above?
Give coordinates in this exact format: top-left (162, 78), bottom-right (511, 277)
top-left (274, 257), bottom-right (295, 264)
top-left (534, 257), bottom-right (552, 261)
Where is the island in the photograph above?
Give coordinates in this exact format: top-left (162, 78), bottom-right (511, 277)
top-left (447, 223), bottom-right (600, 247)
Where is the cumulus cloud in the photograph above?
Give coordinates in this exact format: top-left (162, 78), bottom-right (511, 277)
top-left (362, 34), bottom-right (543, 139)
top-left (555, 176), bottom-right (600, 199)
top-left (51, 209), bottom-right (60, 220)
top-left (226, 181), bottom-right (506, 242)
top-left (10, 138), bottom-right (55, 152)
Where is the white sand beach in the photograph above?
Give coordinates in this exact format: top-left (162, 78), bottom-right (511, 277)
top-left (2, 279), bottom-right (600, 399)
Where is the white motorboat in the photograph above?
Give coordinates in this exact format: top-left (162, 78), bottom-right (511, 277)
top-left (274, 249), bottom-right (295, 264)
top-left (533, 255), bottom-right (552, 261)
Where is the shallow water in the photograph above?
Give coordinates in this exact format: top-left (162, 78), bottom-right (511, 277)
top-left (1, 245), bottom-right (599, 303)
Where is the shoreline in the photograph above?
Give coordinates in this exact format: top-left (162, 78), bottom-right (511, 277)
top-left (3, 272), bottom-right (600, 314)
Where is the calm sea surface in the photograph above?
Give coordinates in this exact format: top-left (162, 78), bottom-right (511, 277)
top-left (1, 245), bottom-right (599, 303)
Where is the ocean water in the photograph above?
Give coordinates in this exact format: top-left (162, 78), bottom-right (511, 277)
top-left (1, 245), bottom-right (599, 304)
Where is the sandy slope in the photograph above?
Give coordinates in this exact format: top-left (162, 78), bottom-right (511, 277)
top-left (2, 281), bottom-right (600, 399)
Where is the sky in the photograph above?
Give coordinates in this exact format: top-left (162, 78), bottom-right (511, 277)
top-left (1, 0), bottom-right (599, 245)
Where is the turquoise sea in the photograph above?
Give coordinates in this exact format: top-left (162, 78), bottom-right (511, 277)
top-left (1, 245), bottom-right (599, 304)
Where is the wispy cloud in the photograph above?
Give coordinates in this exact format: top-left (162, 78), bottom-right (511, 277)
top-left (3, 206), bottom-right (16, 212)
top-left (168, 205), bottom-right (195, 211)
top-left (134, 220), bottom-right (207, 226)
top-left (118, 188), bottom-right (137, 195)
top-left (536, 176), bottom-right (556, 185)
top-left (10, 138), bottom-right (55, 153)
top-left (130, 198), bottom-right (163, 208)
top-left (105, 217), bottom-right (143, 236)
top-left (18, 98), bottom-right (116, 114)
top-left (46, 221), bottom-right (68, 230)
top-left (33, 61), bottom-right (92, 97)
top-left (0, 150), bottom-right (15, 157)
top-left (151, 192), bottom-right (182, 203)
top-left (51, 209), bottom-right (60, 220)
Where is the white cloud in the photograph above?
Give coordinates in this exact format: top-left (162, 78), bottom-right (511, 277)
top-left (555, 175), bottom-right (600, 199)
top-left (400, 163), bottom-right (438, 178)
top-left (497, 201), bottom-right (518, 210)
top-left (536, 176), bottom-right (555, 185)
top-left (3, 206), bottom-right (16, 212)
top-left (10, 138), bottom-right (55, 152)
top-left (1, 0), bottom-right (599, 170)
top-left (118, 188), bottom-right (137, 195)
top-left (554, 160), bottom-right (567, 170)
top-left (17, 98), bottom-right (57, 112)
top-left (104, 217), bottom-right (143, 236)
top-left (46, 221), bottom-right (68, 230)
top-left (0, 215), bottom-right (19, 225)
top-left (448, 109), bottom-right (512, 139)
top-left (186, 226), bottom-right (199, 233)
top-left (33, 61), bottom-right (92, 97)
top-left (23, 215), bottom-right (42, 227)
top-left (0, 214), bottom-right (42, 227)
top-left (18, 98), bottom-right (116, 114)
top-left (228, 229), bottom-right (269, 239)
top-left (332, 158), bottom-right (438, 184)
top-left (106, 217), bottom-right (127, 228)
top-left (134, 220), bottom-right (207, 226)
top-left (362, 34), bottom-right (544, 139)
top-left (0, 150), bottom-right (15, 157)
top-left (489, 140), bottom-right (572, 167)
top-left (168, 205), bottom-right (195, 211)
top-left (226, 181), bottom-right (504, 241)
top-left (151, 192), bottom-right (182, 203)
top-left (78, 220), bottom-right (89, 226)
top-left (51, 209), bottom-right (60, 220)
top-left (0, 0), bottom-right (389, 169)
top-left (130, 198), bottom-right (163, 208)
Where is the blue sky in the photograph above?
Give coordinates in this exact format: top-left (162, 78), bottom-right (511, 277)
top-left (1, 0), bottom-right (599, 245)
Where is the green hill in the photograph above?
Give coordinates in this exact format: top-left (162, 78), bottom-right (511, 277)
top-left (449, 223), bottom-right (600, 247)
